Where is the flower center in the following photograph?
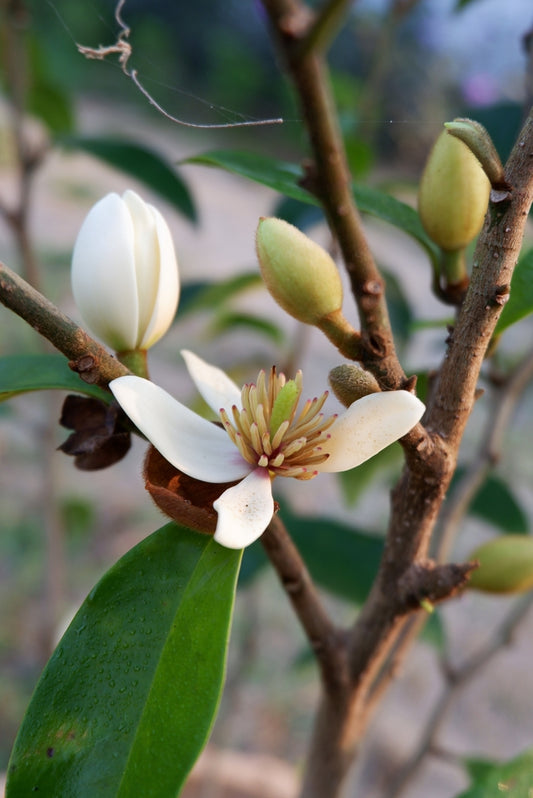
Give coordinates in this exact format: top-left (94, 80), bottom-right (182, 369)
top-left (219, 368), bottom-right (336, 480)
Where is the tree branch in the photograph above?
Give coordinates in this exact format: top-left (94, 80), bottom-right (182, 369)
top-left (0, 260), bottom-right (130, 386)
top-left (385, 593), bottom-right (533, 798)
top-left (261, 0), bottom-right (406, 388)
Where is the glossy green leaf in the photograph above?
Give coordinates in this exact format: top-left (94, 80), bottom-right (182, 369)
top-left (7, 523), bottom-right (242, 798)
top-left (458, 748), bottom-right (533, 797)
top-left (452, 469), bottom-right (529, 534)
top-left (0, 354), bottom-right (110, 403)
top-left (494, 249), bottom-right (533, 336)
top-left (61, 136), bottom-right (197, 222)
top-left (186, 150), bottom-right (439, 263)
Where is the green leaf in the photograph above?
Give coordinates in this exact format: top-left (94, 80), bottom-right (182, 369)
top-left (0, 354), bottom-right (110, 403)
top-left (61, 136), bottom-right (197, 223)
top-left (186, 150), bottom-right (439, 263)
top-left (280, 506), bottom-right (383, 605)
top-left (452, 469), bottom-right (529, 534)
top-left (458, 748), bottom-right (533, 797)
top-left (27, 36), bottom-right (74, 134)
top-left (7, 524), bottom-right (242, 798)
top-left (209, 311), bottom-right (285, 344)
top-left (338, 443), bottom-right (403, 507)
top-left (494, 249), bottom-right (533, 336)
top-left (179, 273), bottom-right (262, 317)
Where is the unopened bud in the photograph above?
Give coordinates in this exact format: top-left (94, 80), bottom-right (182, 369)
top-left (418, 129), bottom-right (490, 252)
top-left (445, 118), bottom-right (508, 191)
top-left (328, 364), bottom-right (380, 407)
top-left (467, 535), bottom-right (533, 594)
top-left (256, 217), bottom-right (343, 326)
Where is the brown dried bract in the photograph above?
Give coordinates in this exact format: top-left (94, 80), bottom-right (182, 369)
top-left (144, 446), bottom-right (238, 535)
top-left (58, 394), bottom-right (131, 470)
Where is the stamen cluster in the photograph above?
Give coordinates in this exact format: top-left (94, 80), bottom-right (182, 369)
top-left (219, 368), bottom-right (336, 480)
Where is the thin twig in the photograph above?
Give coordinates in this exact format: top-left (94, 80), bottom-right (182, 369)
top-left (435, 345), bottom-right (533, 563)
top-left (76, 0), bottom-right (283, 130)
top-left (384, 593), bottom-right (533, 798)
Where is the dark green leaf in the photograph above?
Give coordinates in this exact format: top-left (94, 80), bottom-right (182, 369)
top-left (185, 150), bottom-right (439, 263)
top-left (382, 268), bottom-right (414, 353)
top-left (239, 507), bottom-right (383, 603)
top-left (452, 469), bottom-right (529, 534)
top-left (209, 311), bottom-right (285, 344)
top-left (495, 249), bottom-right (533, 336)
top-left (338, 443), bottom-right (403, 507)
top-left (0, 354), bottom-right (110, 403)
top-left (61, 136), bottom-right (197, 222)
top-left (28, 36), bottom-right (74, 134)
top-left (7, 524), bottom-right (242, 798)
top-left (240, 506), bottom-right (443, 647)
top-left (458, 748), bottom-right (533, 797)
top-left (179, 273), bottom-right (262, 317)
top-left (280, 506), bottom-right (384, 605)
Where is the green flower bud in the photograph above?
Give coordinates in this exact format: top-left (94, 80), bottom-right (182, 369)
top-left (418, 129), bottom-right (490, 251)
top-left (328, 364), bottom-right (380, 407)
top-left (468, 535), bottom-right (533, 594)
top-left (256, 217), bottom-right (343, 326)
top-left (444, 118), bottom-right (507, 191)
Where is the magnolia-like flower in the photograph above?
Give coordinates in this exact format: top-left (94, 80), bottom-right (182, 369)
top-left (71, 189), bottom-right (179, 352)
top-left (110, 352), bottom-right (425, 549)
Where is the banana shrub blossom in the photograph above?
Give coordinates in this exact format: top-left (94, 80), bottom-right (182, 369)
top-left (110, 351), bottom-right (425, 549)
top-left (71, 189), bottom-right (179, 352)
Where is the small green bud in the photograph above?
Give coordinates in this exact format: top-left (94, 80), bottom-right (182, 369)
top-left (256, 217), bottom-right (343, 326)
top-left (328, 364), bottom-right (380, 407)
top-left (418, 129), bottom-right (490, 251)
top-left (467, 535), bottom-right (533, 594)
top-left (444, 118), bottom-right (508, 190)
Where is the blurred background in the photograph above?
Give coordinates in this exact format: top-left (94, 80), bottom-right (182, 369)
top-left (1, 1), bottom-right (533, 796)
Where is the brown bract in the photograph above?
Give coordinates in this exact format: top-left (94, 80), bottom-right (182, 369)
top-left (143, 446), bottom-right (238, 535)
top-left (58, 395), bottom-right (131, 470)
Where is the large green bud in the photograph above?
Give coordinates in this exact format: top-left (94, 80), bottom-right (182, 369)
top-left (418, 129), bottom-right (491, 252)
top-left (468, 535), bottom-right (533, 594)
top-left (256, 217), bottom-right (343, 326)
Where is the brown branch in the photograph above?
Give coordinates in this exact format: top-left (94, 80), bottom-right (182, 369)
top-left (0, 260), bottom-right (130, 386)
top-left (296, 106), bottom-right (533, 798)
top-left (262, 0), bottom-right (406, 388)
top-left (260, 515), bottom-right (346, 687)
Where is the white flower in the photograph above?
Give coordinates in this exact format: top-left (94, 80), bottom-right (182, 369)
top-left (110, 352), bottom-right (425, 549)
top-left (71, 190), bottom-right (179, 352)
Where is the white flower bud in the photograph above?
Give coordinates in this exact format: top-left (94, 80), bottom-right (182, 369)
top-left (71, 190), bottom-right (179, 351)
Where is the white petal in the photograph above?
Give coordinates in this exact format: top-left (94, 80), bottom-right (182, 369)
top-left (181, 350), bottom-right (242, 416)
top-left (316, 391), bottom-right (425, 472)
top-left (71, 193), bottom-right (140, 350)
top-left (110, 376), bottom-right (251, 483)
top-left (213, 468), bottom-right (274, 549)
top-left (133, 196), bottom-right (180, 350)
top-left (122, 190), bottom-right (160, 346)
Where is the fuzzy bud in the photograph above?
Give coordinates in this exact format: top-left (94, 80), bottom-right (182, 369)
top-left (256, 217), bottom-right (343, 326)
top-left (328, 364), bottom-right (380, 407)
top-left (418, 129), bottom-right (490, 252)
top-left (467, 535), bottom-right (533, 594)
